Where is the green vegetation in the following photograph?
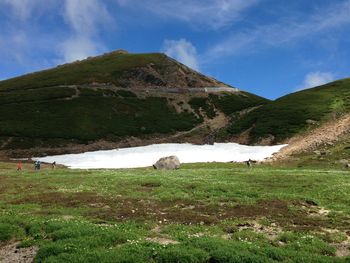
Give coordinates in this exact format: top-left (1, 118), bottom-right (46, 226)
top-left (0, 87), bottom-right (76, 105)
top-left (0, 53), bottom-right (170, 91)
top-left (0, 52), bottom-right (225, 92)
top-left (188, 92), bottom-right (268, 120)
top-left (188, 98), bottom-right (216, 119)
top-left (228, 78), bottom-right (350, 143)
top-left (209, 92), bottom-right (268, 116)
top-left (0, 94), bottom-right (200, 146)
top-left (0, 52), bottom-right (269, 151)
top-left (1, 162), bottom-right (350, 262)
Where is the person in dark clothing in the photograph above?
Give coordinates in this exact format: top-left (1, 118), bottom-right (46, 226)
top-left (245, 159), bottom-right (253, 168)
top-left (34, 161), bottom-right (41, 170)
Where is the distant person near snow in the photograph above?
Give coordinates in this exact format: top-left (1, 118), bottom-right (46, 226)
top-left (17, 162), bottom-right (22, 171)
top-left (245, 159), bottom-right (253, 168)
top-left (34, 161), bottom-right (41, 170)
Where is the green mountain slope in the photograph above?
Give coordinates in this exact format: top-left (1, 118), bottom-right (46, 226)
top-left (228, 78), bottom-right (350, 144)
top-left (0, 51), bottom-right (227, 91)
top-left (0, 51), bottom-right (268, 156)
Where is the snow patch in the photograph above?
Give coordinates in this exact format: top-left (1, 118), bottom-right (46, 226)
top-left (34, 143), bottom-right (287, 169)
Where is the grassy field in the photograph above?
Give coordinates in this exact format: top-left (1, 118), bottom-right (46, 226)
top-left (1, 162), bottom-right (350, 262)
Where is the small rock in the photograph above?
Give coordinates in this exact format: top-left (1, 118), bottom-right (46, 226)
top-left (306, 119), bottom-right (318, 125)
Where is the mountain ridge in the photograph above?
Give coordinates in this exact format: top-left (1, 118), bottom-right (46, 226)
top-left (0, 51), bottom-right (268, 157)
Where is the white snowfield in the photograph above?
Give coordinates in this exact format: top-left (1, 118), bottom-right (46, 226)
top-left (35, 143), bottom-right (287, 169)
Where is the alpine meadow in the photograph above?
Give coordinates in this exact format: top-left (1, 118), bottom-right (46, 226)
top-left (1, 1), bottom-right (350, 262)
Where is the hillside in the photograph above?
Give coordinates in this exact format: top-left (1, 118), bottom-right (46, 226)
top-left (0, 51), bottom-right (229, 91)
top-left (228, 78), bottom-right (350, 145)
top-left (0, 51), bottom-right (268, 157)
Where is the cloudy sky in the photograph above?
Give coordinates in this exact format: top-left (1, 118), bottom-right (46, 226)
top-left (1, 0), bottom-right (349, 99)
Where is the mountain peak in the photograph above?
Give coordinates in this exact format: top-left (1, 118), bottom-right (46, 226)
top-left (0, 52), bottom-right (233, 91)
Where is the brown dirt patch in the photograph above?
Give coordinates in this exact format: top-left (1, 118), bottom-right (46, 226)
top-left (11, 193), bottom-right (330, 229)
top-left (11, 192), bottom-right (109, 208)
top-left (273, 113), bottom-right (350, 160)
top-left (0, 242), bottom-right (38, 263)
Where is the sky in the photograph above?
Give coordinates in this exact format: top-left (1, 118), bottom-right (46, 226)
top-left (0, 0), bottom-right (350, 99)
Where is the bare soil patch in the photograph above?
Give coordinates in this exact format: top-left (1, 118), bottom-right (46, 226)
top-left (274, 114), bottom-right (350, 160)
top-left (11, 192), bottom-right (331, 229)
top-left (0, 242), bottom-right (38, 263)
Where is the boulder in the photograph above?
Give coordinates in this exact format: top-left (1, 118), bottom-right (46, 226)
top-left (153, 156), bottom-right (180, 170)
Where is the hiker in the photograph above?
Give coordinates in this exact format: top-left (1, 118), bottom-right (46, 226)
top-left (34, 160), bottom-right (41, 170)
top-left (17, 162), bottom-right (22, 171)
top-left (245, 159), bottom-right (253, 168)
top-left (52, 161), bottom-right (56, 169)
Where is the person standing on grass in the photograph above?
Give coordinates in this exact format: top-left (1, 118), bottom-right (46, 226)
top-left (17, 162), bottom-right (22, 171)
top-left (34, 160), bottom-right (41, 170)
top-left (246, 159), bottom-right (253, 168)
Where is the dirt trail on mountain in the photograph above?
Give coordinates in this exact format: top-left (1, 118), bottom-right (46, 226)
top-left (274, 114), bottom-right (350, 160)
top-left (169, 111), bottom-right (229, 141)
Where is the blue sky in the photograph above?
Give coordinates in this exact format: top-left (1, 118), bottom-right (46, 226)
top-left (0, 0), bottom-right (350, 99)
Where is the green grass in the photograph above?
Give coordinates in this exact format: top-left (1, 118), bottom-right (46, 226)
top-left (1, 162), bottom-right (350, 262)
top-left (228, 78), bottom-right (350, 143)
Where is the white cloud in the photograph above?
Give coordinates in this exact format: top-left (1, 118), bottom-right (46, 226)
top-left (208, 0), bottom-right (350, 58)
top-left (59, 36), bottom-right (104, 62)
top-left (1, 0), bottom-right (36, 20)
top-left (63, 0), bottom-right (111, 36)
top-left (60, 0), bottom-right (112, 62)
top-left (0, 0), bottom-right (55, 21)
top-left (0, 0), bottom-right (113, 73)
top-left (296, 72), bottom-right (335, 91)
top-left (117, 0), bottom-right (259, 29)
top-left (163, 39), bottom-right (200, 70)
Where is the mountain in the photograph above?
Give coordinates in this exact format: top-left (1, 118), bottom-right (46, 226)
top-left (227, 78), bottom-right (350, 165)
top-left (228, 78), bottom-right (350, 144)
top-left (0, 50), bottom-right (268, 157)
